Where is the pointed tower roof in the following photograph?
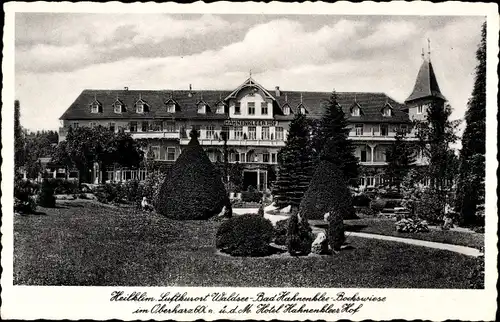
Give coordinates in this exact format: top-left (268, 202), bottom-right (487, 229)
top-left (405, 58), bottom-right (446, 103)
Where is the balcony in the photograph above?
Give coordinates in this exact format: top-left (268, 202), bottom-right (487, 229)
top-left (128, 131), bottom-right (180, 140)
top-left (360, 161), bottom-right (387, 166)
top-left (180, 138), bottom-right (285, 147)
top-left (349, 133), bottom-right (419, 141)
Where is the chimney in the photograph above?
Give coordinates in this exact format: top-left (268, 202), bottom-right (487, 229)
top-left (188, 84), bottom-right (193, 97)
top-left (124, 86), bottom-right (129, 91)
top-left (275, 86), bottom-right (280, 97)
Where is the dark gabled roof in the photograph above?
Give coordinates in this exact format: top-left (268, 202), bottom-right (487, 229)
top-left (405, 59), bottom-right (446, 103)
top-left (60, 88), bottom-right (409, 123)
top-left (274, 91), bottom-right (409, 123)
top-left (60, 89), bottom-right (233, 120)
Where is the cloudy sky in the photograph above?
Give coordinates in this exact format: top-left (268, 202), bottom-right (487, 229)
top-left (15, 13), bottom-right (485, 134)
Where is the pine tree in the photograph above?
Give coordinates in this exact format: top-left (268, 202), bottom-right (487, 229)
top-left (455, 22), bottom-right (486, 225)
top-left (313, 91), bottom-right (359, 183)
top-left (385, 129), bottom-right (416, 190)
top-left (272, 113), bottom-right (314, 211)
top-left (14, 100), bottom-right (25, 173)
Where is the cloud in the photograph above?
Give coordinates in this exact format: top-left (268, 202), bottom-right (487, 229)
top-left (359, 21), bottom-right (418, 48)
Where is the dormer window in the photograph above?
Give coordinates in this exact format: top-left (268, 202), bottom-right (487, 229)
top-left (198, 104), bottom-right (206, 114)
top-left (283, 105), bottom-right (290, 116)
top-left (113, 100), bottom-right (125, 114)
top-left (216, 104), bottom-right (225, 114)
top-left (352, 106), bottom-right (360, 117)
top-left (382, 107), bottom-right (392, 117)
top-left (135, 97), bottom-right (149, 114)
top-left (167, 104), bottom-right (176, 113)
top-left (90, 100), bottom-right (102, 114)
top-left (298, 106), bottom-right (306, 114)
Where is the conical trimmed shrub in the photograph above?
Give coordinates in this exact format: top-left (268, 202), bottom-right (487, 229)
top-left (156, 130), bottom-right (229, 220)
top-left (299, 160), bottom-right (356, 221)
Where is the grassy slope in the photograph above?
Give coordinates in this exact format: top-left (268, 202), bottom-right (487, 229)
top-left (341, 218), bottom-right (484, 249)
top-left (14, 200), bottom-right (480, 288)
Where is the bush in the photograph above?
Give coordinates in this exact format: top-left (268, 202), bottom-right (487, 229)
top-left (395, 218), bottom-right (429, 233)
top-left (38, 179), bottom-right (56, 208)
top-left (124, 179), bottom-right (140, 203)
top-left (287, 213), bottom-right (313, 256)
top-left (356, 207), bottom-right (375, 217)
top-left (467, 251), bottom-right (484, 289)
top-left (241, 190), bottom-right (262, 203)
top-left (216, 214), bottom-right (274, 256)
top-left (352, 193), bottom-right (371, 207)
top-left (47, 179), bottom-right (79, 195)
top-left (257, 204), bottom-right (264, 217)
top-left (95, 183), bottom-right (123, 204)
top-left (300, 160), bottom-right (356, 220)
top-left (273, 219), bottom-right (289, 245)
top-left (328, 210), bottom-right (345, 251)
top-left (384, 199), bottom-right (403, 209)
top-left (156, 133), bottom-right (229, 220)
top-left (14, 179), bottom-right (38, 214)
top-left (414, 189), bottom-right (445, 225)
top-left (369, 198), bottom-right (387, 213)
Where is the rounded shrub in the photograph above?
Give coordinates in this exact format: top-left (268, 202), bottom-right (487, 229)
top-left (286, 213), bottom-right (313, 256)
top-left (369, 198), bottom-right (387, 213)
top-left (352, 193), bottom-right (371, 207)
top-left (415, 189), bottom-right (445, 225)
top-left (216, 214), bottom-right (274, 257)
top-left (38, 179), bottom-right (56, 208)
top-left (300, 160), bottom-right (356, 220)
top-left (156, 131), bottom-right (229, 220)
top-left (273, 218), bottom-right (289, 245)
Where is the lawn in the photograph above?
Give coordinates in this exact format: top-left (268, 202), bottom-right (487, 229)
top-left (14, 200), bottom-right (481, 288)
top-left (338, 217), bottom-right (484, 249)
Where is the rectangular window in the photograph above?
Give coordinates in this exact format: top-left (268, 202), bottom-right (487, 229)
top-left (167, 147), bottom-right (176, 161)
top-left (271, 153), bottom-right (277, 164)
top-left (91, 103), bottom-right (100, 114)
top-left (109, 122), bottom-right (116, 132)
top-left (360, 150), bottom-right (367, 162)
top-left (239, 153), bottom-right (246, 162)
top-left (248, 126), bottom-right (256, 140)
top-left (206, 125), bottom-right (215, 139)
top-left (234, 126), bottom-right (243, 140)
top-left (400, 124), bottom-right (408, 134)
top-left (371, 126), bottom-right (376, 136)
top-left (89, 122), bottom-right (97, 128)
top-left (141, 121), bottom-right (149, 132)
top-left (366, 176), bottom-right (374, 187)
top-left (129, 121), bottom-right (137, 132)
top-left (355, 124), bottom-right (364, 136)
top-left (359, 177), bottom-right (366, 187)
top-left (275, 127), bottom-right (284, 140)
top-left (152, 146), bottom-right (160, 160)
top-left (383, 108), bottom-right (392, 117)
top-left (72, 122), bottom-right (79, 128)
top-left (153, 121), bottom-right (163, 132)
top-left (114, 104), bottom-right (122, 114)
top-left (417, 105), bottom-right (423, 114)
top-left (197, 104), bottom-right (206, 114)
top-left (234, 102), bottom-right (241, 114)
top-left (262, 153), bottom-right (270, 163)
top-left (261, 102), bottom-right (268, 115)
top-left (164, 121), bottom-right (176, 132)
top-left (248, 102), bottom-right (255, 115)
top-left (167, 104), bottom-right (175, 113)
top-left (380, 124), bottom-right (388, 136)
top-left (261, 126), bottom-right (270, 140)
top-left (136, 103), bottom-right (144, 114)
top-left (352, 107), bottom-right (360, 117)
top-left (216, 104), bottom-right (225, 114)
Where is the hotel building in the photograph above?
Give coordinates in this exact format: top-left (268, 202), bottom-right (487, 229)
top-left (58, 57), bottom-right (445, 190)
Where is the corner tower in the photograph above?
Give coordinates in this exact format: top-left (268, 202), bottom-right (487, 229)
top-left (405, 52), bottom-right (446, 121)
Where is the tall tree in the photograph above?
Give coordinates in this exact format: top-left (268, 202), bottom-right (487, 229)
top-left (272, 113), bottom-right (314, 211)
top-left (313, 91), bottom-right (359, 183)
top-left (14, 100), bottom-right (25, 173)
top-left (385, 129), bottom-right (416, 190)
top-left (52, 126), bottom-right (143, 184)
top-left (414, 100), bottom-right (460, 214)
top-left (455, 22), bottom-right (486, 225)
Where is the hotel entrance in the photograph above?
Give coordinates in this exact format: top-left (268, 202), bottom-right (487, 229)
top-left (243, 169), bottom-right (268, 191)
